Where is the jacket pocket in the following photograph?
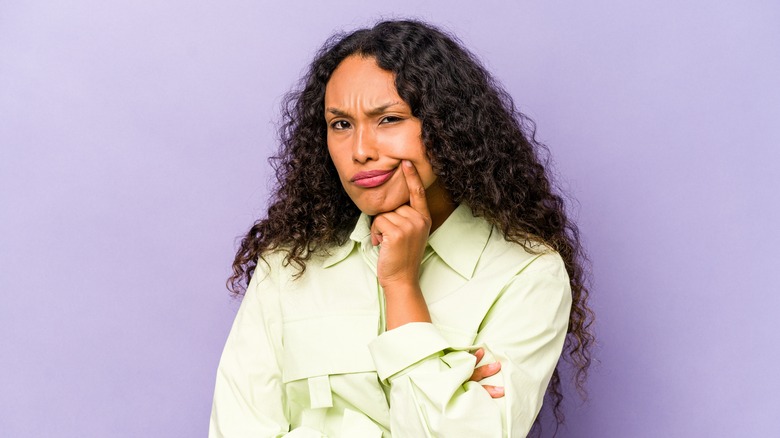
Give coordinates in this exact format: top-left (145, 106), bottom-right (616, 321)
top-left (281, 313), bottom-right (388, 436)
top-left (281, 311), bottom-right (379, 384)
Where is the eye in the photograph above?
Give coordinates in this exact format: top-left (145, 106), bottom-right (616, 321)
top-left (330, 120), bottom-right (351, 130)
top-left (380, 116), bottom-right (403, 124)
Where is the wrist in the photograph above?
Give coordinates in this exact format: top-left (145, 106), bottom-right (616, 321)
top-left (382, 281), bottom-right (431, 330)
top-left (380, 278), bottom-right (420, 295)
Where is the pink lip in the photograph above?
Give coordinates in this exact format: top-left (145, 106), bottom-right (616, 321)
top-left (351, 168), bottom-right (397, 188)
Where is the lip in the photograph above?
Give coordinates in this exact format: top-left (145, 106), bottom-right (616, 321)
top-left (351, 168), bottom-right (397, 188)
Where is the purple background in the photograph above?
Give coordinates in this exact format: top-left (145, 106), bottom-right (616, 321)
top-left (2, 1), bottom-right (779, 436)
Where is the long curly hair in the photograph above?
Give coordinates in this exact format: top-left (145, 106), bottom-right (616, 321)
top-left (229, 19), bottom-right (594, 434)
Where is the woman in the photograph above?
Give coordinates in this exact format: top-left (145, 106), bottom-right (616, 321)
top-left (210, 20), bottom-right (593, 437)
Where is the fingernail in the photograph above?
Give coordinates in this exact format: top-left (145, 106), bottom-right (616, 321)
top-left (403, 160), bottom-right (412, 167)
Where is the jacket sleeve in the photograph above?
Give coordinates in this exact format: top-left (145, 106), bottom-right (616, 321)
top-left (209, 260), bottom-right (290, 438)
top-left (367, 253), bottom-right (572, 438)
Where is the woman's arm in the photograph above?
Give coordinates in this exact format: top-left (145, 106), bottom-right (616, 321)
top-left (209, 261), bottom-right (289, 438)
top-left (369, 160), bottom-right (434, 330)
top-left (370, 161), bottom-right (571, 436)
top-left (369, 255), bottom-right (572, 437)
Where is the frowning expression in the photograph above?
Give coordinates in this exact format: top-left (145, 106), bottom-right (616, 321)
top-left (324, 55), bottom-right (439, 215)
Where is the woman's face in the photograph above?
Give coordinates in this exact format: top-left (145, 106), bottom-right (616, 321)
top-left (324, 55), bottom-right (442, 216)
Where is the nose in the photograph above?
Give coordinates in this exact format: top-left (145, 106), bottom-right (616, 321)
top-left (352, 126), bottom-right (379, 163)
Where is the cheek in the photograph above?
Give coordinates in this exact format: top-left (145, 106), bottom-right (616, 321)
top-left (327, 146), bottom-right (349, 179)
top-left (417, 165), bottom-right (438, 189)
top-left (382, 134), bottom-right (432, 171)
top-left (380, 124), bottom-right (425, 155)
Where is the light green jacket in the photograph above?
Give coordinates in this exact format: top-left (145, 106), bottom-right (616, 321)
top-left (210, 204), bottom-right (572, 437)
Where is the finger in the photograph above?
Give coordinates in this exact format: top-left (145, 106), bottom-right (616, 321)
top-left (374, 211), bottom-right (424, 245)
top-left (469, 361), bottom-right (501, 382)
top-left (370, 216), bottom-right (381, 246)
top-left (401, 160), bottom-right (431, 220)
top-left (481, 385), bottom-right (505, 399)
top-left (372, 214), bottom-right (402, 240)
top-left (370, 215), bottom-right (400, 246)
top-left (381, 207), bottom-right (429, 237)
top-left (392, 205), bottom-right (431, 229)
top-left (370, 218), bottom-right (383, 246)
top-left (374, 211), bottom-right (405, 227)
top-left (472, 348), bottom-right (485, 365)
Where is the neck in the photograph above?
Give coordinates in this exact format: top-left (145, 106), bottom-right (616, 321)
top-left (426, 179), bottom-right (456, 233)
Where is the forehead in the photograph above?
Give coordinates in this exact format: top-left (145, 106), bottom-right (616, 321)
top-left (324, 55), bottom-right (402, 106)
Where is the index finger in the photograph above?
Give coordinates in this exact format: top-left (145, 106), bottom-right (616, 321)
top-left (401, 160), bottom-right (431, 219)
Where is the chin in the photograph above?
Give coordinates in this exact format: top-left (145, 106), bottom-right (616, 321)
top-left (355, 197), bottom-right (408, 216)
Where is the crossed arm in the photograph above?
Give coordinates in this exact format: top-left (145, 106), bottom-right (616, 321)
top-left (371, 160), bottom-right (503, 396)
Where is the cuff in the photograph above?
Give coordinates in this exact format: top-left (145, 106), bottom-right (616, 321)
top-left (368, 322), bottom-right (450, 382)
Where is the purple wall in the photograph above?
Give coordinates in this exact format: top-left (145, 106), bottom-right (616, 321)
top-left (2, 1), bottom-right (778, 436)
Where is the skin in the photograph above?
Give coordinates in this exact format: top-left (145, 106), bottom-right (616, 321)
top-left (325, 55), bottom-right (503, 398)
top-left (324, 55), bottom-right (452, 229)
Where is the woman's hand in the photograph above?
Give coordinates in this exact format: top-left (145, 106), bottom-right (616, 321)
top-left (371, 160), bottom-right (432, 289)
top-left (372, 160), bottom-right (432, 330)
top-left (470, 348), bottom-right (505, 398)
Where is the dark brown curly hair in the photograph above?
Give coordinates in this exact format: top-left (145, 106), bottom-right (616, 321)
top-left (229, 19), bottom-right (594, 435)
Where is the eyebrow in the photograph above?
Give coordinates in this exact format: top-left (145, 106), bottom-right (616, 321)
top-left (325, 101), bottom-right (404, 118)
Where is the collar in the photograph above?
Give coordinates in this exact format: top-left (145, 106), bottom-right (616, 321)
top-left (322, 204), bottom-right (493, 279)
top-left (320, 214), bottom-right (371, 269)
top-left (427, 204), bottom-right (492, 279)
